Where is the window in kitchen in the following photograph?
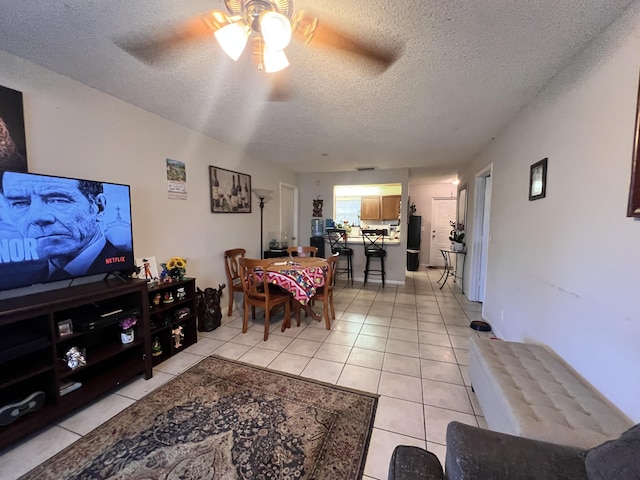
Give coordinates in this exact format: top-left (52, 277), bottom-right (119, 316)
top-left (334, 184), bottom-right (402, 228)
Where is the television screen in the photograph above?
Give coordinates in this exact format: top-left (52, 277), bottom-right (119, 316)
top-left (0, 171), bottom-right (134, 291)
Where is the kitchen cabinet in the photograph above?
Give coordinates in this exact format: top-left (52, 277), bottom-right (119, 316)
top-left (360, 196), bottom-right (381, 220)
top-left (361, 195), bottom-right (401, 221)
top-left (381, 195), bottom-right (401, 220)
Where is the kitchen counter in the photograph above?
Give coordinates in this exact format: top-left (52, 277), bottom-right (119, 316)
top-left (343, 236), bottom-right (402, 246)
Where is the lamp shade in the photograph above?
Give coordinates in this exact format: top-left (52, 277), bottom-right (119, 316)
top-left (214, 22), bottom-right (250, 61)
top-left (252, 188), bottom-right (273, 200)
top-left (260, 11), bottom-right (292, 51)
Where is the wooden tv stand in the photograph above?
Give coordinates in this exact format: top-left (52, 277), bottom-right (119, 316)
top-left (0, 278), bottom-right (151, 451)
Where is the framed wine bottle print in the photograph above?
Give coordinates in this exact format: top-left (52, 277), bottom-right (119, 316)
top-left (209, 166), bottom-right (252, 213)
top-left (628, 74), bottom-right (640, 217)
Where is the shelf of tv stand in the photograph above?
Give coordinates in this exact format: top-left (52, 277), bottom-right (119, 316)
top-left (146, 278), bottom-right (198, 366)
top-left (56, 337), bottom-right (145, 380)
top-left (0, 362), bottom-right (54, 390)
top-left (0, 278), bottom-right (151, 452)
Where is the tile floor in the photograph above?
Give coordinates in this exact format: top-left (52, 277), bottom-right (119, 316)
top-left (0, 268), bottom-right (494, 480)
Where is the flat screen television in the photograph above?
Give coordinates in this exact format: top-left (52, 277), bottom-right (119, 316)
top-left (0, 171), bottom-right (134, 292)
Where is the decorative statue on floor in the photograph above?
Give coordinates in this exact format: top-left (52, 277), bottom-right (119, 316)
top-left (196, 284), bottom-right (225, 332)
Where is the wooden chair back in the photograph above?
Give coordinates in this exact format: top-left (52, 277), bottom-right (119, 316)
top-left (310, 253), bottom-right (338, 329)
top-left (325, 253), bottom-right (338, 289)
top-left (238, 257), bottom-right (291, 341)
top-left (223, 248), bottom-right (246, 316)
top-left (238, 257), bottom-right (272, 301)
top-left (287, 246), bottom-right (318, 257)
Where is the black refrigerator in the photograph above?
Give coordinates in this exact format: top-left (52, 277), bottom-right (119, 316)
top-left (408, 215), bottom-right (421, 249)
top-left (406, 215), bottom-right (421, 271)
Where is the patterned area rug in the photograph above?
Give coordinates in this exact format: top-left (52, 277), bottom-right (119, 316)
top-left (22, 355), bottom-right (378, 479)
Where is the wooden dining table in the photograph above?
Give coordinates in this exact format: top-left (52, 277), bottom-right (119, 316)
top-left (263, 256), bottom-right (328, 326)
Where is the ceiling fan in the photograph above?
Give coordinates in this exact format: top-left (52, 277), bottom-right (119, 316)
top-left (115, 0), bottom-right (401, 75)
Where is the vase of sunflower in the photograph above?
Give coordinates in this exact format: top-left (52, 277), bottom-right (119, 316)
top-left (160, 256), bottom-right (187, 282)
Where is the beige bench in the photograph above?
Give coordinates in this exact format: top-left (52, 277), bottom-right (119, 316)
top-left (469, 336), bottom-right (633, 448)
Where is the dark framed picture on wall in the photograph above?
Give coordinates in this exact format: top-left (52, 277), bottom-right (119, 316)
top-left (209, 165), bottom-right (252, 213)
top-left (529, 158), bottom-right (548, 201)
top-left (0, 84), bottom-right (28, 174)
top-left (627, 75), bottom-right (640, 217)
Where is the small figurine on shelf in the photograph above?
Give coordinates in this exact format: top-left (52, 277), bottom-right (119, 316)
top-left (176, 287), bottom-right (186, 301)
top-left (153, 293), bottom-right (162, 306)
top-left (65, 346), bottom-right (87, 370)
top-left (151, 337), bottom-right (163, 357)
top-left (172, 325), bottom-right (184, 348)
top-left (163, 292), bottom-right (174, 304)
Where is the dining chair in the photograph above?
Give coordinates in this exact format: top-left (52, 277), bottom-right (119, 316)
top-left (362, 229), bottom-right (387, 287)
top-left (223, 248), bottom-right (246, 316)
top-left (286, 245), bottom-right (318, 257)
top-left (309, 253), bottom-right (338, 329)
top-left (326, 228), bottom-right (353, 284)
top-left (238, 257), bottom-right (291, 341)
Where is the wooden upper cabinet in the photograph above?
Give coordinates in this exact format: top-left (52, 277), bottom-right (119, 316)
top-left (381, 195), bottom-right (401, 220)
top-left (361, 196), bottom-right (381, 220)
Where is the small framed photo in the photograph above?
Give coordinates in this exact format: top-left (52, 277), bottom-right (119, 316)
top-left (58, 318), bottom-right (73, 337)
top-left (135, 256), bottom-right (159, 282)
top-left (529, 158), bottom-right (548, 201)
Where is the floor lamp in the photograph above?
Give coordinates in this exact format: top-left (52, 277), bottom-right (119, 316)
top-left (252, 188), bottom-right (273, 259)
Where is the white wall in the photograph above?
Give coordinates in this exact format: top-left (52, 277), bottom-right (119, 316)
top-left (408, 182), bottom-right (458, 266)
top-left (0, 50), bottom-right (297, 294)
top-left (459, 1), bottom-right (640, 421)
top-left (299, 169), bottom-right (410, 284)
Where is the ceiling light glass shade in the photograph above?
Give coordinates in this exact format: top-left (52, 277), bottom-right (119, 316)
top-left (263, 47), bottom-right (289, 73)
top-left (214, 22), bottom-right (250, 61)
top-left (260, 11), bottom-right (292, 50)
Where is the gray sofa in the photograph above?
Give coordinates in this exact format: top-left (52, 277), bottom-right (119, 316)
top-left (388, 421), bottom-right (640, 480)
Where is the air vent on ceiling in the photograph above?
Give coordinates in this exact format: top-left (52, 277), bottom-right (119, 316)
top-left (356, 167), bottom-right (376, 171)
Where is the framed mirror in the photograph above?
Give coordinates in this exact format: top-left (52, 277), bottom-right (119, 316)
top-left (457, 184), bottom-right (468, 229)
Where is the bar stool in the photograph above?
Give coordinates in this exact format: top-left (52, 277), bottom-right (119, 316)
top-left (362, 229), bottom-right (387, 287)
top-left (326, 228), bottom-right (353, 284)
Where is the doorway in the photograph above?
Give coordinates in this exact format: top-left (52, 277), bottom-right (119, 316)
top-left (429, 198), bottom-right (457, 267)
top-left (470, 165), bottom-right (492, 302)
top-left (279, 182), bottom-right (298, 247)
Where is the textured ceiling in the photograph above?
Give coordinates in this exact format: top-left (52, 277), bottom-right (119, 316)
top-left (0, 1), bottom-right (634, 176)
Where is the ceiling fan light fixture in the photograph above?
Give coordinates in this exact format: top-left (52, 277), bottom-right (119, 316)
top-left (214, 22), bottom-right (250, 61)
top-left (263, 46), bottom-right (289, 73)
top-left (260, 11), bottom-right (292, 50)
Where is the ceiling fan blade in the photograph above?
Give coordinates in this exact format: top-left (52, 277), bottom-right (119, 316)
top-left (114, 11), bottom-right (226, 66)
top-left (292, 11), bottom-right (401, 72)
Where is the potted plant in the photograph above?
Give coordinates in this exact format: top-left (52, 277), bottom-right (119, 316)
top-left (119, 316), bottom-right (137, 344)
top-left (449, 221), bottom-right (466, 252)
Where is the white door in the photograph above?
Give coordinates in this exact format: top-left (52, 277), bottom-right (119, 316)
top-left (478, 175), bottom-right (491, 302)
top-left (279, 183), bottom-right (298, 247)
top-left (429, 198), bottom-right (456, 267)
top-left (468, 164), bottom-right (493, 302)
